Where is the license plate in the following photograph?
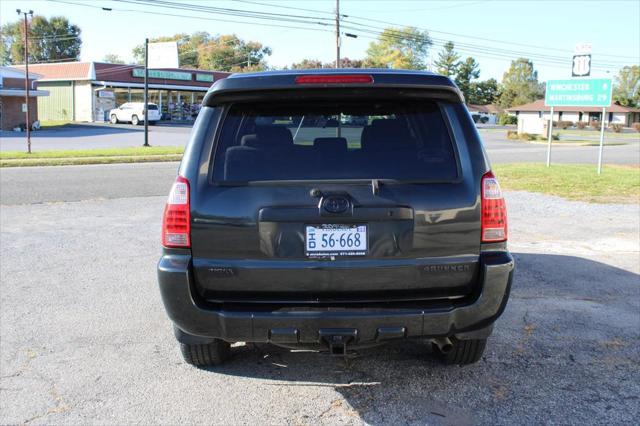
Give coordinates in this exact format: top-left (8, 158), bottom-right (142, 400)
top-left (305, 224), bottom-right (367, 257)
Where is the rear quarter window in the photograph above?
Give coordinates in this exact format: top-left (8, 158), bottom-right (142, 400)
top-left (211, 99), bottom-right (459, 183)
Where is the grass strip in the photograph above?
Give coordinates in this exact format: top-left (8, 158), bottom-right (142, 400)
top-left (0, 154), bottom-right (182, 167)
top-left (493, 163), bottom-right (640, 204)
top-left (0, 146), bottom-right (184, 160)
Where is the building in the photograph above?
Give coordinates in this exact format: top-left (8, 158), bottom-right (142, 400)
top-left (467, 104), bottom-right (502, 124)
top-left (505, 99), bottom-right (640, 127)
top-left (0, 67), bottom-right (48, 131)
top-left (17, 61), bottom-right (231, 123)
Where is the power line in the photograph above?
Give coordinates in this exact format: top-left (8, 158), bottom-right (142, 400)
top-left (47, 0), bottom-right (335, 35)
top-left (235, 0), bottom-right (637, 61)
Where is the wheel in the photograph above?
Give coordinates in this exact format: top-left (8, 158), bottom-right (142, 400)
top-left (110, 114), bottom-right (118, 124)
top-left (131, 115), bottom-right (140, 126)
top-left (179, 340), bottom-right (230, 367)
top-left (433, 337), bottom-right (486, 365)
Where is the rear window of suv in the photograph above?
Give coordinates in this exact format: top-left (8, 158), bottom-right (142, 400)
top-left (212, 99), bottom-right (458, 183)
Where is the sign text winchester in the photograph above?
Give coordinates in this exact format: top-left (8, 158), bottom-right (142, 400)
top-left (545, 78), bottom-right (612, 107)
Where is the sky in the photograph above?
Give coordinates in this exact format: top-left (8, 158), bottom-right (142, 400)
top-left (1, 0), bottom-right (639, 82)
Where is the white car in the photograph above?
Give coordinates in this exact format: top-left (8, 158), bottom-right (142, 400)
top-left (109, 102), bottom-right (161, 125)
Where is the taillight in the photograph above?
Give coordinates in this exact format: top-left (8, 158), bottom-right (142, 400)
top-left (162, 175), bottom-right (190, 248)
top-left (294, 74), bottom-right (374, 84)
top-left (481, 171), bottom-right (508, 243)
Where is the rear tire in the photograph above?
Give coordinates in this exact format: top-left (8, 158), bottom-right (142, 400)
top-left (131, 115), bottom-right (139, 126)
top-left (433, 337), bottom-right (486, 365)
top-left (110, 114), bottom-right (118, 124)
top-left (180, 340), bottom-right (230, 367)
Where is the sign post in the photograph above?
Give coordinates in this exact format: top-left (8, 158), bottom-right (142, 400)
top-left (546, 106), bottom-right (554, 167)
top-left (544, 78), bottom-right (612, 172)
top-left (597, 107), bottom-right (606, 175)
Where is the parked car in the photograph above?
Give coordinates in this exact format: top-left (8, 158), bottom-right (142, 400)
top-left (109, 102), bottom-right (161, 125)
top-left (157, 70), bottom-right (514, 367)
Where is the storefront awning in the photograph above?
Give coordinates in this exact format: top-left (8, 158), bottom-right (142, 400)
top-left (94, 81), bottom-right (209, 91)
top-left (0, 89), bottom-right (49, 97)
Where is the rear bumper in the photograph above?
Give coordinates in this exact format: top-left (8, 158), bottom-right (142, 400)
top-left (157, 252), bottom-right (514, 344)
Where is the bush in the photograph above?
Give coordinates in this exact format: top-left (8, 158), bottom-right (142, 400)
top-left (632, 122), bottom-right (640, 133)
top-left (507, 131), bottom-right (558, 142)
top-left (610, 123), bottom-right (623, 133)
top-left (554, 120), bottom-right (574, 129)
top-left (590, 120), bottom-right (601, 130)
top-left (498, 114), bottom-right (517, 125)
top-left (576, 121), bottom-right (587, 129)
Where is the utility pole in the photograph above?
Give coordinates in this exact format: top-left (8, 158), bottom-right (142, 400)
top-left (143, 38), bottom-right (150, 147)
top-left (247, 52), bottom-right (251, 68)
top-left (335, 0), bottom-right (340, 68)
top-left (17, 9), bottom-right (33, 154)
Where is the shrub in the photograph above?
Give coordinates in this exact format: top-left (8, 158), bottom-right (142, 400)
top-left (610, 123), bottom-right (623, 133)
top-left (632, 122), bottom-right (640, 133)
top-left (506, 130), bottom-right (519, 139)
top-left (590, 120), bottom-right (601, 130)
top-left (498, 114), bottom-right (517, 125)
top-left (576, 121), bottom-right (587, 129)
top-left (554, 120), bottom-right (574, 129)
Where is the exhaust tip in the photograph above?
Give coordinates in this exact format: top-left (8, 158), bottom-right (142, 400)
top-left (432, 337), bottom-right (454, 354)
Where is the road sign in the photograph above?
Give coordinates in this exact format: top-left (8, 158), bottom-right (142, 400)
top-left (572, 55), bottom-right (591, 77)
top-left (147, 41), bottom-right (179, 68)
top-left (545, 78), bottom-right (612, 107)
top-left (574, 42), bottom-right (592, 54)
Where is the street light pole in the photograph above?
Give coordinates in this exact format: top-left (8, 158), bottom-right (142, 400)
top-left (17, 9), bottom-right (33, 154)
top-left (335, 0), bottom-right (340, 68)
top-left (143, 37), bottom-right (150, 147)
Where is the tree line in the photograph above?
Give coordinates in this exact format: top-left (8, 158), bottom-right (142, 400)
top-left (1, 16), bottom-right (638, 109)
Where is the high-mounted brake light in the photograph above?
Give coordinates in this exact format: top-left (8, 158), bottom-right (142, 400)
top-left (481, 171), bottom-right (508, 243)
top-left (294, 74), bottom-right (374, 84)
top-left (162, 175), bottom-right (190, 248)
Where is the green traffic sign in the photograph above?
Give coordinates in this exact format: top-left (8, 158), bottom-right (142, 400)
top-left (545, 78), bottom-right (612, 107)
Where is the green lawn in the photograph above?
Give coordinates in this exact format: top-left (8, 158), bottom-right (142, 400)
top-left (0, 146), bottom-right (184, 167)
top-left (493, 163), bottom-right (640, 203)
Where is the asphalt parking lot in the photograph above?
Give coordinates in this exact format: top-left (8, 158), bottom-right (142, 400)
top-left (1, 123), bottom-right (639, 166)
top-left (1, 164), bottom-right (638, 424)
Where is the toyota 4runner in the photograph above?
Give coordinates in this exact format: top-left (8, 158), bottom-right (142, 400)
top-left (158, 69), bottom-right (514, 367)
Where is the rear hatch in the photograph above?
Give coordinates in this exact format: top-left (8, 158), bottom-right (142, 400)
top-left (190, 92), bottom-right (481, 304)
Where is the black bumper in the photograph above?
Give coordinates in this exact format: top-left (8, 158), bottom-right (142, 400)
top-left (157, 252), bottom-right (514, 344)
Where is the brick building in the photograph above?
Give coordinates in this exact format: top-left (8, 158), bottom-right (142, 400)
top-left (0, 67), bottom-right (49, 131)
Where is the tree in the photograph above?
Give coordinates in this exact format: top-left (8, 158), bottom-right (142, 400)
top-left (1, 16), bottom-right (81, 64)
top-left (132, 32), bottom-right (209, 68)
top-left (198, 34), bottom-right (271, 72)
top-left (455, 57), bottom-right (480, 102)
top-left (133, 32), bottom-right (271, 71)
top-left (613, 65), bottom-right (640, 107)
top-left (364, 27), bottom-right (432, 69)
top-left (103, 53), bottom-right (124, 64)
top-left (468, 78), bottom-right (499, 105)
top-left (434, 41), bottom-right (460, 77)
top-left (497, 58), bottom-right (544, 108)
top-left (326, 57), bottom-right (364, 68)
top-left (290, 58), bottom-right (324, 69)
top-left (289, 57), bottom-right (363, 69)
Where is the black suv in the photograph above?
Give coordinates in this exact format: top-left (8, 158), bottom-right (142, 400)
top-left (158, 69), bottom-right (514, 367)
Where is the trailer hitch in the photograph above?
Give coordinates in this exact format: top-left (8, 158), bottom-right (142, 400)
top-left (319, 329), bottom-right (357, 357)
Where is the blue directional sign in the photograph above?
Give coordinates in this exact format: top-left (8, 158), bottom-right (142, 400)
top-left (545, 78), bottom-right (612, 107)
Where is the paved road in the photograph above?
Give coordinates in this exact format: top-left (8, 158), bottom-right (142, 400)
top-left (1, 124), bottom-right (639, 165)
top-left (1, 164), bottom-right (638, 424)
